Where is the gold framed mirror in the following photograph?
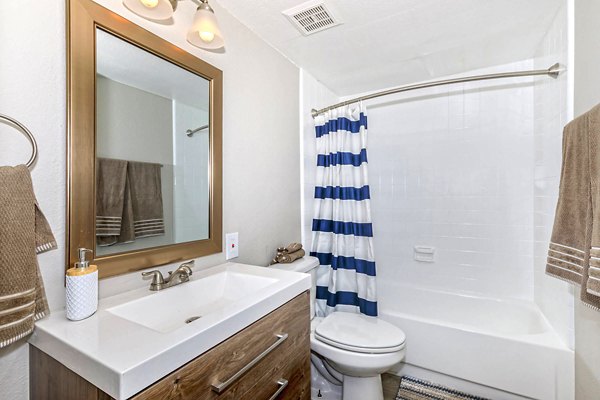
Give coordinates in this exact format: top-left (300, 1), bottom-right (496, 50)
top-left (67, 0), bottom-right (223, 279)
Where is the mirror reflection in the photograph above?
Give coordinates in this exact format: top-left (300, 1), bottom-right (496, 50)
top-left (95, 29), bottom-right (210, 257)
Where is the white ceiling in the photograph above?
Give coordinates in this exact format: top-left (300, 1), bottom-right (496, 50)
top-left (97, 29), bottom-right (210, 110)
top-left (217, 0), bottom-right (564, 96)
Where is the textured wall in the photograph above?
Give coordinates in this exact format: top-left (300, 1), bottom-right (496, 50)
top-left (573, 0), bottom-right (600, 398)
top-left (300, 70), bottom-right (339, 250)
top-left (0, 1), bottom-right (66, 398)
top-left (0, 0), bottom-right (300, 398)
top-left (96, 75), bottom-right (175, 255)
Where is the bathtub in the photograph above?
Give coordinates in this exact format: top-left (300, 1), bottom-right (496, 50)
top-left (379, 285), bottom-right (574, 400)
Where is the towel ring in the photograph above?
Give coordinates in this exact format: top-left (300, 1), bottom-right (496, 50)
top-left (0, 113), bottom-right (38, 169)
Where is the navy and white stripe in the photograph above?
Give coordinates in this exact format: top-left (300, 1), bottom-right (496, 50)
top-left (311, 103), bottom-right (378, 317)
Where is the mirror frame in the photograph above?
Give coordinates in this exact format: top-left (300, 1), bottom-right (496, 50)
top-left (67, 0), bottom-right (223, 279)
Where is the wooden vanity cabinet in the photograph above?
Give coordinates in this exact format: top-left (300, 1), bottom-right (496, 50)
top-left (30, 292), bottom-right (310, 400)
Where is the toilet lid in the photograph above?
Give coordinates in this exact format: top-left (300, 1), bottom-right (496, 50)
top-left (315, 312), bottom-right (406, 354)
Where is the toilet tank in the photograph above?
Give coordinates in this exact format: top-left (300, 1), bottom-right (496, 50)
top-left (270, 256), bottom-right (319, 319)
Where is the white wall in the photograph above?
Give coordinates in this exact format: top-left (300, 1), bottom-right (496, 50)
top-left (96, 75), bottom-right (175, 254)
top-left (573, 0), bottom-right (600, 398)
top-left (574, 0), bottom-right (600, 118)
top-left (0, 2), bottom-right (66, 398)
top-left (300, 69), bottom-right (339, 250)
top-left (0, 0), bottom-right (300, 398)
top-left (360, 61), bottom-right (536, 302)
top-left (532, 3), bottom-right (575, 350)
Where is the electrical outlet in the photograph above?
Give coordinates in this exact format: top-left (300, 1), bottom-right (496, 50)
top-left (225, 232), bottom-right (239, 260)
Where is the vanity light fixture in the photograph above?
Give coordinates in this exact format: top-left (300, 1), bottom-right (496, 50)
top-left (123, 0), bottom-right (177, 21)
top-left (186, 0), bottom-right (224, 50)
top-left (122, 0), bottom-right (225, 50)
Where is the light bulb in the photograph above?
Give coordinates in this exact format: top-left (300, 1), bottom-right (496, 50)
top-left (140, 0), bottom-right (159, 8)
top-left (199, 31), bottom-right (215, 43)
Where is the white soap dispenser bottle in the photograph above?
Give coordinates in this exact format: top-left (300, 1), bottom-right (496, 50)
top-left (66, 248), bottom-right (98, 321)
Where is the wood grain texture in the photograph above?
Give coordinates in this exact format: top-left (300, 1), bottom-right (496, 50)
top-left (29, 293), bottom-right (309, 399)
top-left (29, 345), bottom-right (114, 400)
top-left (131, 292), bottom-right (310, 400)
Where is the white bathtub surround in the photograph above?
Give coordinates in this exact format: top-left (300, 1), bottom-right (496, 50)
top-left (364, 60), bottom-right (537, 302)
top-left (30, 263), bottom-right (310, 399)
top-left (380, 285), bottom-right (573, 400)
top-left (532, 1), bottom-right (574, 350)
top-left (301, 61), bottom-right (575, 399)
top-left (311, 103), bottom-right (378, 316)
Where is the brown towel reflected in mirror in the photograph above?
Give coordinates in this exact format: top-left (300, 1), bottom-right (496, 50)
top-left (96, 158), bottom-right (164, 247)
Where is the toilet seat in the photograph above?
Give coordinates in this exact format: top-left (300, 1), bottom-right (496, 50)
top-left (314, 312), bottom-right (406, 354)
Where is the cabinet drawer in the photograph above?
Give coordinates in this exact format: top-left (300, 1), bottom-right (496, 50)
top-left (131, 292), bottom-right (310, 400)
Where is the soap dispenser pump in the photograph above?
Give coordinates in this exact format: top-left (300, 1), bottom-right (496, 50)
top-left (66, 248), bottom-right (98, 321)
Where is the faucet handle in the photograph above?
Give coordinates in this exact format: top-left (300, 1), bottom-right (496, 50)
top-left (178, 260), bottom-right (194, 276)
top-left (142, 270), bottom-right (165, 288)
top-left (180, 260), bottom-right (194, 269)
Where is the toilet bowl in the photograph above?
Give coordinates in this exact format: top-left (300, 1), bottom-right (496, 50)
top-left (271, 256), bottom-right (406, 400)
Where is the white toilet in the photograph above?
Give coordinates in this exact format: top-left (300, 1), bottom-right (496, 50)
top-left (271, 256), bottom-right (406, 400)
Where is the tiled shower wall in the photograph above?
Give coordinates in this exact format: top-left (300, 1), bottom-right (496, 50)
top-left (173, 101), bottom-right (210, 243)
top-left (362, 61), bottom-right (536, 303)
top-left (533, 4), bottom-right (574, 348)
top-left (302, 62), bottom-right (538, 301)
top-left (300, 8), bottom-right (572, 350)
top-left (301, 32), bottom-right (572, 348)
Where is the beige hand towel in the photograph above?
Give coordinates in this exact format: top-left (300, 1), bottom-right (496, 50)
top-left (279, 243), bottom-right (303, 254)
top-left (96, 158), bottom-right (128, 246)
top-left (546, 104), bottom-right (600, 309)
top-left (272, 249), bottom-right (306, 264)
top-left (127, 161), bottom-right (165, 239)
top-left (0, 165), bottom-right (56, 348)
top-left (279, 249), bottom-right (306, 264)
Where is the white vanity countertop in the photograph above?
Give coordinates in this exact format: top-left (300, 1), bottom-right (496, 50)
top-left (30, 262), bottom-right (311, 400)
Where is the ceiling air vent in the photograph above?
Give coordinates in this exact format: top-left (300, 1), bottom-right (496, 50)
top-left (282, 1), bottom-right (342, 36)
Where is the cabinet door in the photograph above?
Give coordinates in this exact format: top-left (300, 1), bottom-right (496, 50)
top-left (131, 292), bottom-right (310, 400)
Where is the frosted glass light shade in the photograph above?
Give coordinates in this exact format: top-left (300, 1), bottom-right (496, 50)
top-left (187, 8), bottom-right (224, 49)
top-left (123, 0), bottom-right (174, 21)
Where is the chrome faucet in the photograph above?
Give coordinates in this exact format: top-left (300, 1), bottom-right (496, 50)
top-left (142, 260), bottom-right (194, 291)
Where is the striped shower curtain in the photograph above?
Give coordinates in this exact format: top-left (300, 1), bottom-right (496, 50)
top-left (310, 103), bottom-right (378, 317)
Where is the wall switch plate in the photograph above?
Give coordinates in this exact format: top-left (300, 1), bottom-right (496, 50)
top-left (414, 245), bottom-right (435, 263)
top-left (225, 232), bottom-right (239, 260)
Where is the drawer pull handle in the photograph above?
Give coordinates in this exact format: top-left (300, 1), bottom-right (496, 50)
top-left (268, 379), bottom-right (289, 400)
top-left (211, 333), bottom-right (288, 394)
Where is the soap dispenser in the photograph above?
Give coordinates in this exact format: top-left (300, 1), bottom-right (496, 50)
top-left (66, 248), bottom-right (98, 321)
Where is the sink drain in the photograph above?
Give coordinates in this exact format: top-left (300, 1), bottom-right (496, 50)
top-left (185, 316), bottom-right (201, 324)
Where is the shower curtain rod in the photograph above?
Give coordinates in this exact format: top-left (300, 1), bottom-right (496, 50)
top-left (311, 63), bottom-right (564, 118)
top-left (186, 124), bottom-right (209, 137)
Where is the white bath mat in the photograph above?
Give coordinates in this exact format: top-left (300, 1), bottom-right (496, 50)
top-left (396, 376), bottom-right (491, 400)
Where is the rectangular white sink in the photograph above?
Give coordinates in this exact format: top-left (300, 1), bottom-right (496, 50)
top-left (30, 262), bottom-right (310, 400)
top-left (107, 271), bottom-right (278, 333)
